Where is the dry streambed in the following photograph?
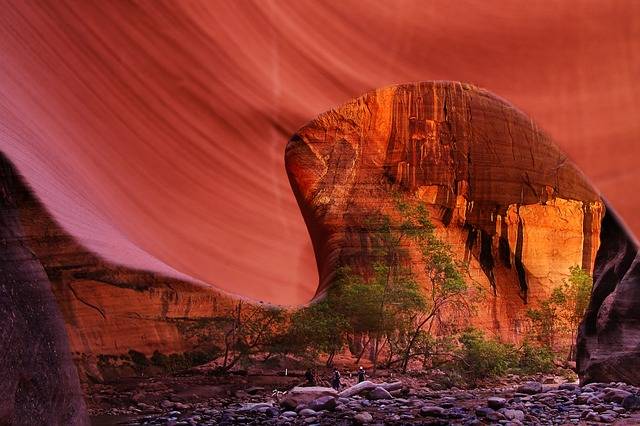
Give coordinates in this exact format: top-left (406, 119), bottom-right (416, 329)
top-left (94, 375), bottom-right (640, 425)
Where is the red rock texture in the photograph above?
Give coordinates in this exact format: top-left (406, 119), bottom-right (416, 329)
top-left (10, 167), bottom-right (240, 377)
top-left (0, 2), bottom-right (638, 305)
top-left (17, 189), bottom-right (236, 362)
top-left (287, 82), bottom-right (604, 340)
top-left (577, 207), bottom-right (640, 385)
top-left (0, 150), bottom-right (238, 396)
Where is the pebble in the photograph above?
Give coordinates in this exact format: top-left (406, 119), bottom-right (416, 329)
top-left (420, 405), bottom-right (445, 417)
top-left (487, 396), bottom-right (507, 409)
top-left (298, 408), bottom-right (316, 416)
top-left (516, 381), bottom-right (543, 394)
top-left (353, 411), bottom-right (373, 423)
top-left (475, 406), bottom-right (495, 417)
top-left (502, 408), bottom-right (525, 421)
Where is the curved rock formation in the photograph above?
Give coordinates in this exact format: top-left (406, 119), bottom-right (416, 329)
top-left (0, 2), bottom-right (638, 305)
top-left (287, 82), bottom-right (604, 339)
top-left (6, 155), bottom-right (240, 381)
top-left (17, 187), bottom-right (236, 361)
top-left (577, 207), bottom-right (640, 384)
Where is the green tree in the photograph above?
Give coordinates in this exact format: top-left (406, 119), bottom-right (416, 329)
top-left (396, 202), bottom-right (471, 372)
top-left (283, 195), bottom-right (473, 374)
top-left (561, 266), bottom-right (593, 359)
top-left (286, 295), bottom-right (351, 366)
top-left (368, 262), bottom-right (426, 374)
top-left (342, 198), bottom-right (474, 374)
top-left (525, 266), bottom-right (592, 359)
top-left (526, 286), bottom-right (566, 349)
top-left (216, 301), bottom-right (287, 370)
top-left (354, 205), bottom-right (430, 375)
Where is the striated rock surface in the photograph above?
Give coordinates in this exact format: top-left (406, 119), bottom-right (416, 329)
top-left (2, 153), bottom-right (238, 382)
top-left (1, 2), bottom-right (639, 309)
top-left (577, 207), bottom-right (640, 385)
top-left (286, 82), bottom-right (604, 341)
top-left (0, 157), bottom-right (88, 424)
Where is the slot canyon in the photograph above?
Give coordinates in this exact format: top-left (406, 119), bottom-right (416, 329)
top-left (0, 2), bottom-right (639, 425)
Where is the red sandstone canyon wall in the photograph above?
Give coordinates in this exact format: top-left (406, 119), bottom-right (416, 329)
top-left (578, 208), bottom-right (640, 385)
top-left (3, 82), bottom-right (608, 364)
top-left (10, 168), bottom-right (237, 380)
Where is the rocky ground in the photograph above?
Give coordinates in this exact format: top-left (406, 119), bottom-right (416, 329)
top-left (88, 369), bottom-right (640, 425)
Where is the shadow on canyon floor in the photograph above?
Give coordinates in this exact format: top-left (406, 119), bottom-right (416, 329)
top-left (85, 358), bottom-right (640, 426)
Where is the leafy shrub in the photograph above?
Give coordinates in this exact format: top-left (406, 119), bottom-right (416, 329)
top-left (149, 349), bottom-right (220, 373)
top-left (127, 349), bottom-right (149, 375)
top-left (456, 329), bottom-right (517, 381)
top-left (519, 341), bottom-right (555, 374)
top-left (150, 350), bottom-right (168, 367)
top-left (128, 349), bottom-right (148, 367)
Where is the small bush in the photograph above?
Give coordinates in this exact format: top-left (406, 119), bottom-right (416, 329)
top-left (128, 349), bottom-right (148, 366)
top-left (184, 349), bottom-right (219, 366)
top-left (456, 328), bottom-right (517, 381)
top-left (150, 350), bottom-right (168, 367)
top-left (149, 349), bottom-right (220, 373)
top-left (167, 353), bottom-right (189, 372)
top-left (519, 341), bottom-right (555, 374)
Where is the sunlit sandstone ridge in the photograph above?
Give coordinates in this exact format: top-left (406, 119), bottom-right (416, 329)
top-left (287, 82), bottom-right (604, 341)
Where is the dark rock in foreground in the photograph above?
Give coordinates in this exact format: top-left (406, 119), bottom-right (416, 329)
top-left (577, 207), bottom-right (640, 385)
top-left (0, 156), bottom-right (88, 424)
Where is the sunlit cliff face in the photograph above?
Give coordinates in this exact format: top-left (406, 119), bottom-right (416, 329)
top-left (287, 82), bottom-right (604, 340)
top-left (0, 2), bottom-right (637, 305)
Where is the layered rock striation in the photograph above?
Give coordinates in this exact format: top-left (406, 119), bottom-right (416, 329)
top-left (17, 190), bottom-right (235, 361)
top-left (0, 153), bottom-right (238, 387)
top-left (286, 82), bottom-right (604, 341)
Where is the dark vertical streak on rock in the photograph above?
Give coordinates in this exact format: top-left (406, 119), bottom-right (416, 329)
top-left (499, 220), bottom-right (511, 268)
top-left (479, 230), bottom-right (497, 295)
top-left (514, 209), bottom-right (528, 303)
top-left (442, 207), bottom-right (454, 226)
top-left (581, 202), bottom-right (594, 271)
top-left (464, 225), bottom-right (477, 265)
top-left (498, 237), bottom-right (511, 268)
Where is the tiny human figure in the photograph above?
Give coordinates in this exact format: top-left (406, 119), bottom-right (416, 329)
top-left (357, 366), bottom-right (366, 383)
top-left (304, 368), bottom-right (316, 386)
top-left (331, 368), bottom-right (341, 391)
